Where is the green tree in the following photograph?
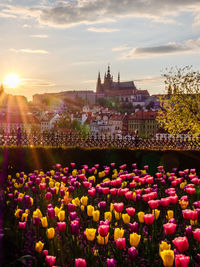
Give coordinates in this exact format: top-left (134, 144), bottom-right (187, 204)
top-left (156, 66), bottom-right (200, 134)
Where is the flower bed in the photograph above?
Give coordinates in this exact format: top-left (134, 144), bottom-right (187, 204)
top-left (3, 163), bottom-right (200, 266)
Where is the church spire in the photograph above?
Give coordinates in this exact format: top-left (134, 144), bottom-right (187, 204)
top-left (96, 72), bottom-right (103, 93)
top-left (118, 72), bottom-right (120, 83)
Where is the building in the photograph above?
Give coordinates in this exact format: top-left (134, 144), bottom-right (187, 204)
top-left (96, 66), bottom-right (150, 104)
top-left (128, 110), bottom-right (159, 137)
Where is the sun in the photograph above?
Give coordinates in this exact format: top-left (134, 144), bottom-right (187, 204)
top-left (4, 73), bottom-right (20, 88)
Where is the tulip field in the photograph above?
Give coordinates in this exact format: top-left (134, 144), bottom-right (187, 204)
top-left (3, 163), bottom-right (200, 266)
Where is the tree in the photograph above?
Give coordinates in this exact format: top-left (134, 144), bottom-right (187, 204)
top-left (156, 66), bottom-right (200, 134)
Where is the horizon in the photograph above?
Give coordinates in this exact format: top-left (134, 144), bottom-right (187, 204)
top-left (0, 1), bottom-right (200, 100)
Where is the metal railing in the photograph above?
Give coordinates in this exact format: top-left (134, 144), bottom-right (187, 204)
top-left (0, 133), bottom-right (200, 150)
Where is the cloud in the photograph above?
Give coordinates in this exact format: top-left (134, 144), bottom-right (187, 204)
top-left (88, 27), bottom-right (119, 32)
top-left (10, 48), bottom-right (49, 54)
top-left (21, 78), bottom-right (55, 87)
top-left (0, 0), bottom-right (200, 28)
top-left (112, 45), bottom-right (130, 52)
top-left (134, 76), bottom-right (163, 83)
top-left (120, 38), bottom-right (200, 59)
top-left (30, 34), bottom-right (48, 38)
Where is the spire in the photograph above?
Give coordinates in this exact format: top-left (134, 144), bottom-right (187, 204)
top-left (118, 72), bottom-right (120, 83)
top-left (107, 65), bottom-right (110, 75)
top-left (96, 72), bottom-right (103, 93)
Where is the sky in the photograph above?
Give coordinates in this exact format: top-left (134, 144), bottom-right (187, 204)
top-left (0, 0), bottom-right (200, 100)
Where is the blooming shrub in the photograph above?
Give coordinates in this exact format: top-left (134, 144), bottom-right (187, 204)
top-left (4, 163), bottom-right (200, 266)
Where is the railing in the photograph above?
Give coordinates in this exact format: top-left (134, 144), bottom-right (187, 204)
top-left (0, 133), bottom-right (200, 150)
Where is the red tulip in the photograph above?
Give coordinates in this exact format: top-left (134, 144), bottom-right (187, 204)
top-left (75, 258), bottom-right (87, 267)
top-left (88, 187), bottom-right (96, 197)
top-left (125, 191), bottom-right (133, 200)
top-left (45, 255), bottom-right (56, 266)
top-left (114, 203), bottom-right (124, 213)
top-left (193, 228), bottom-right (200, 242)
top-left (19, 222), bottom-right (26, 230)
top-left (172, 236), bottom-right (189, 252)
top-left (143, 214), bottom-right (154, 225)
top-left (126, 207), bottom-right (135, 217)
top-left (163, 223), bottom-right (177, 235)
top-left (110, 188), bottom-right (117, 195)
top-left (160, 197), bottom-right (170, 207)
top-left (148, 200), bottom-right (159, 209)
top-left (116, 238), bottom-right (126, 250)
top-left (57, 222), bottom-right (66, 232)
top-left (98, 225), bottom-right (109, 237)
top-left (175, 254), bottom-right (190, 267)
top-left (102, 187), bottom-right (110, 195)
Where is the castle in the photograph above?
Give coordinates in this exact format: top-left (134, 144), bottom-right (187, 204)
top-left (96, 66), bottom-right (149, 103)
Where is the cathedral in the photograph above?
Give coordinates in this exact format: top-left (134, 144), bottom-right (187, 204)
top-left (96, 66), bottom-right (149, 103)
top-left (96, 66), bottom-right (137, 93)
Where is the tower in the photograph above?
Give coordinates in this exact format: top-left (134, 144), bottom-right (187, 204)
top-left (104, 65), bottom-right (112, 91)
top-left (96, 72), bottom-right (103, 93)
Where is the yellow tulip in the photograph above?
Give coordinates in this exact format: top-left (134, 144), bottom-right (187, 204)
top-left (152, 209), bottom-right (160, 220)
top-left (160, 250), bottom-right (174, 267)
top-left (138, 211), bottom-right (145, 223)
top-left (114, 228), bottom-right (124, 241)
top-left (49, 181), bottom-right (54, 188)
top-left (15, 209), bottom-right (22, 218)
top-left (166, 210), bottom-right (174, 220)
top-left (58, 210), bottom-right (65, 221)
top-left (130, 232), bottom-right (141, 247)
top-left (47, 228), bottom-right (55, 239)
top-left (21, 213), bottom-right (28, 222)
top-left (94, 249), bottom-right (98, 256)
top-left (81, 205), bottom-right (85, 212)
top-left (50, 170), bottom-right (55, 176)
top-left (81, 196), bottom-right (88, 206)
top-left (114, 211), bottom-right (120, 220)
top-left (190, 220), bottom-right (197, 225)
top-left (93, 210), bottom-right (100, 222)
top-left (30, 197), bottom-right (33, 206)
top-left (179, 200), bottom-right (189, 209)
top-left (85, 228), bottom-right (96, 241)
top-left (159, 241), bottom-right (171, 256)
top-left (54, 207), bottom-right (60, 217)
top-left (41, 217), bottom-right (48, 228)
top-left (87, 205), bottom-right (94, 217)
top-left (97, 233), bottom-right (109, 245)
top-left (104, 211), bottom-right (112, 222)
top-left (72, 197), bottom-right (80, 207)
top-left (110, 203), bottom-right (114, 212)
top-left (72, 169), bottom-right (77, 177)
top-left (35, 241), bottom-right (44, 253)
top-left (89, 176), bottom-right (96, 183)
top-left (122, 213), bottom-right (130, 224)
top-left (35, 208), bottom-right (43, 219)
